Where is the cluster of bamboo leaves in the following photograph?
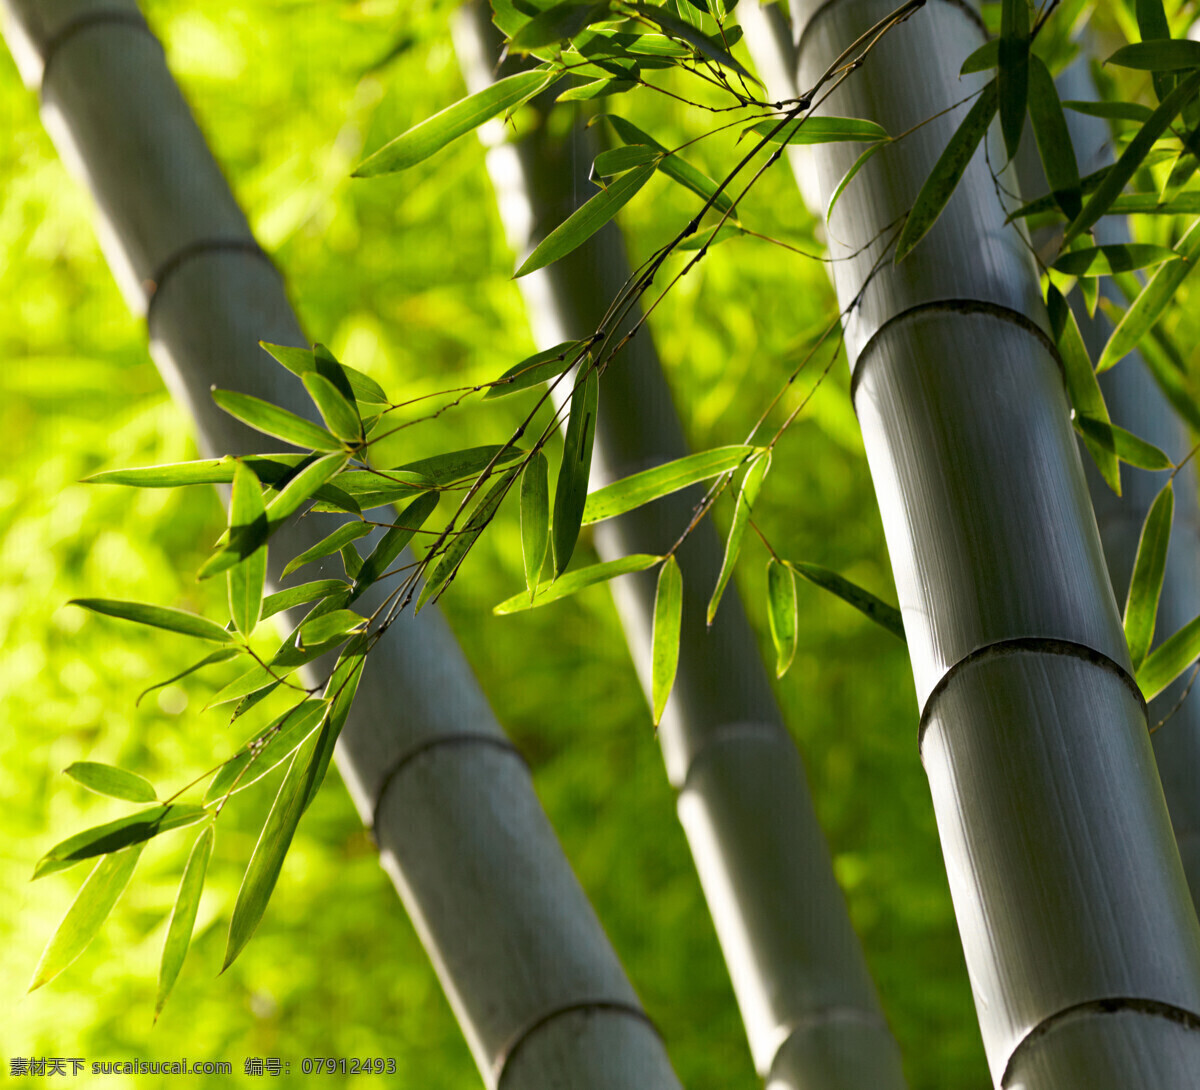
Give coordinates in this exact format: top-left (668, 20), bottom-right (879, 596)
top-left (33, 0), bottom-right (1200, 1009)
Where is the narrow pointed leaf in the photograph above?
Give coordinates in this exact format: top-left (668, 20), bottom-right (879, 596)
top-left (353, 70), bottom-right (557, 176)
top-left (827, 141), bottom-right (887, 220)
top-left (484, 341), bottom-right (586, 399)
top-left (627, 3), bottom-right (757, 80)
top-left (1107, 40), bottom-right (1200, 72)
top-left (297, 609), bottom-right (367, 649)
top-left (211, 389), bottom-right (342, 452)
top-left (651, 556), bottom-right (683, 725)
top-left (593, 144), bottom-right (660, 178)
top-left (136, 647), bottom-right (241, 706)
top-left (607, 115), bottom-right (735, 213)
top-left (260, 580), bottom-right (349, 621)
top-left (1062, 100), bottom-right (1153, 123)
top-left (205, 701), bottom-right (331, 804)
top-left (677, 223), bottom-right (745, 249)
top-left (84, 458), bottom-right (235, 488)
top-left (748, 116), bottom-right (888, 145)
top-left (521, 452), bottom-right (550, 596)
top-left (552, 366), bottom-right (599, 575)
top-left (1074, 416), bottom-right (1173, 471)
top-left (766, 558), bottom-right (798, 678)
top-left (516, 162), bottom-right (656, 277)
top-left (960, 39), bottom-right (998, 75)
top-left (998, 0), bottom-right (1030, 160)
top-left (1098, 219), bottom-right (1200, 370)
top-left (376, 444), bottom-right (525, 480)
top-left (1028, 55), bottom-right (1081, 219)
top-left (302, 372), bottom-right (362, 445)
top-left (156, 825), bottom-right (213, 1018)
top-left (259, 341), bottom-right (314, 374)
top-left (557, 78), bottom-right (636, 101)
top-left (789, 561), bottom-right (906, 641)
top-left (29, 846), bottom-right (143, 991)
top-left (512, 1), bottom-right (608, 50)
top-left (1138, 613), bottom-right (1200, 700)
top-left (1125, 483), bottom-right (1174, 669)
top-left (1135, 0), bottom-right (1176, 102)
top-left (352, 491), bottom-right (441, 595)
top-left (64, 762), bottom-right (156, 803)
top-left (896, 80), bottom-right (998, 262)
top-left (262, 341), bottom-right (390, 407)
top-left (1053, 243), bottom-right (1178, 276)
top-left (582, 445), bottom-right (758, 524)
top-left (495, 554), bottom-right (662, 614)
top-left (34, 805), bottom-right (208, 879)
top-left (70, 599), bottom-right (235, 643)
top-left (340, 541), bottom-right (363, 580)
top-left (282, 522), bottom-right (372, 578)
top-left (304, 635), bottom-right (370, 810)
top-left (708, 450), bottom-right (770, 625)
top-left (228, 462), bottom-right (267, 637)
top-left (205, 660), bottom-right (300, 710)
top-left (1064, 69), bottom-right (1200, 246)
top-left (265, 453), bottom-right (351, 525)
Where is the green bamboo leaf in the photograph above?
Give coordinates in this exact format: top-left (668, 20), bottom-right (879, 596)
top-left (155, 825), bottom-right (213, 1018)
top-left (998, 0), bottom-right (1029, 160)
top-left (766, 558), bottom-right (798, 678)
top-left (521, 452), bottom-right (550, 596)
top-left (677, 223), bottom-right (745, 249)
top-left (607, 114), bottom-right (735, 213)
top-left (1073, 416), bottom-right (1174, 471)
top-left (747, 116), bottom-right (889, 145)
top-left (626, 2), bottom-right (757, 80)
top-left (211, 389), bottom-right (342, 452)
top-left (297, 609), bottom-right (367, 650)
top-left (352, 491), bottom-right (441, 595)
top-left (376, 444), bottom-right (525, 480)
top-left (1107, 40), bottom-right (1200, 72)
top-left (1135, 0), bottom-right (1176, 103)
top-left (417, 470), bottom-right (519, 611)
top-left (960, 39), bottom-right (998, 75)
top-left (896, 80), bottom-right (998, 262)
top-left (228, 462), bottom-right (267, 638)
top-left (261, 341), bottom-right (391, 407)
top-left (552, 366), bottom-right (599, 575)
top-left (484, 341), bottom-right (586, 400)
top-left (1125, 482), bottom-right (1174, 670)
top-left (84, 458), bottom-right (231, 488)
top-left (29, 846), bottom-right (144, 991)
top-left (205, 658), bottom-right (301, 710)
top-left (516, 162), bottom-right (656, 277)
top-left (495, 553), bottom-right (662, 614)
top-left (70, 599), bottom-right (235, 644)
top-left (33, 805), bottom-right (208, 880)
top-left (1028, 55), bottom-right (1081, 219)
top-left (205, 701), bottom-right (331, 804)
top-left (64, 762), bottom-right (156, 803)
top-left (708, 450), bottom-right (770, 625)
top-left (573, 27), bottom-right (691, 58)
top-left (258, 341), bottom-right (313, 374)
top-left (1053, 243), bottom-right (1179, 276)
top-left (136, 647), bottom-right (241, 706)
top-left (557, 78), bottom-right (636, 102)
top-left (789, 561), bottom-right (906, 641)
top-left (354, 70), bottom-right (557, 176)
top-left (1062, 100), bottom-right (1153, 123)
top-left (1138, 612), bottom-right (1200, 700)
top-left (302, 372), bottom-right (362, 445)
top-left (282, 523), bottom-right (372, 578)
top-left (593, 144), bottom-right (660, 178)
top-left (1097, 219), bottom-right (1200, 371)
top-left (260, 580), bottom-right (349, 621)
top-left (1064, 69), bottom-right (1200, 246)
top-left (651, 556), bottom-right (683, 725)
top-left (582, 445), bottom-right (758, 525)
top-left (827, 141), bottom-right (887, 221)
top-left (512, 1), bottom-right (609, 50)
top-left (222, 728), bottom-right (325, 971)
top-left (340, 541), bottom-right (363, 579)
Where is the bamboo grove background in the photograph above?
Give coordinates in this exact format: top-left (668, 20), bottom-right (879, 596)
top-left (6, 0), bottom-right (1198, 1086)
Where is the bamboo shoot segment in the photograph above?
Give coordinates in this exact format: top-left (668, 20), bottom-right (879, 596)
top-left (922, 652), bottom-right (1200, 1081)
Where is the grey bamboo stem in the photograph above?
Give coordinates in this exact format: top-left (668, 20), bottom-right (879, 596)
top-left (453, 5), bottom-right (906, 1088)
top-left (773, 0), bottom-right (1200, 1084)
top-left (2, 3), bottom-right (683, 1086)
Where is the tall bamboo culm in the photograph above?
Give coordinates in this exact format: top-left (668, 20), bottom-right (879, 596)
top-left (2, 3), bottom-right (683, 1086)
top-left (453, 5), bottom-right (907, 1088)
top-left (770, 0), bottom-right (1200, 1084)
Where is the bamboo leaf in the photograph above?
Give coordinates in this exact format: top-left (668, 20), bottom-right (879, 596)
top-left (204, 700), bottom-right (331, 804)
top-left (297, 609), bottom-right (367, 650)
top-left (626, 2), bottom-right (756, 80)
top-left (303, 635), bottom-right (371, 810)
top-left (29, 846), bottom-right (144, 991)
top-left (521, 452), bottom-right (550, 597)
top-left (340, 542), bottom-right (363, 580)
top-left (895, 80), bottom-right (998, 262)
top-left (211, 389), bottom-right (342, 452)
top-left (1135, 0), bottom-right (1176, 103)
top-left (258, 341), bottom-right (313, 374)
top-left (607, 114), bottom-right (735, 213)
top-left (265, 453), bottom-right (351, 525)
top-left (650, 556), bottom-right (683, 725)
top-left (516, 163), bottom-right (656, 277)
top-left (513, 1), bottom-right (609, 50)
top-left (766, 558), bottom-right (798, 678)
top-left (1097, 219), bottom-right (1200, 371)
top-left (1053, 243), bottom-right (1178, 276)
top-left (260, 580), bottom-right (349, 621)
top-left (677, 223), bottom-right (745, 249)
top-left (789, 561), bottom-right (906, 641)
top-left (352, 491), bottom-right (441, 595)
top-left (557, 78), bottom-right (636, 101)
top-left (998, 0), bottom-right (1030, 160)
top-left (282, 523), bottom-right (372, 578)
top-left (960, 39), bottom-right (998, 75)
top-left (495, 554), bottom-right (662, 614)
top-left (228, 462), bottom-right (267, 638)
top-left (302, 372), bottom-right (362, 445)
top-left (484, 341), bottom-right (586, 400)
top-left (156, 825), bottom-right (213, 1018)
top-left (593, 144), bottom-right (660, 178)
top-left (708, 450), bottom-right (770, 625)
top-left (261, 341), bottom-right (391, 407)
top-left (353, 70), bottom-right (558, 176)
top-left (1062, 100), bottom-right (1154, 123)
top-left (747, 116), bottom-right (888, 145)
top-left (1138, 613), bottom-right (1200, 700)
top-left (1125, 482), bottom-right (1174, 670)
top-left (552, 366), bottom-right (599, 575)
top-left (205, 660), bottom-right (299, 710)
top-left (70, 599), bottom-right (235, 644)
top-left (63, 762), bottom-right (156, 803)
top-left (1064, 69), bottom-right (1200, 246)
top-left (84, 458), bottom-right (240, 488)
top-left (582, 445), bottom-right (758, 525)
top-left (1028, 55), bottom-right (1081, 219)
top-left (1107, 40), bottom-right (1200, 72)
top-left (33, 805), bottom-right (208, 880)
top-left (378, 444), bottom-right (524, 481)
top-left (827, 141), bottom-right (887, 220)
top-left (1074, 416), bottom-right (1174, 471)
top-left (136, 647), bottom-right (241, 706)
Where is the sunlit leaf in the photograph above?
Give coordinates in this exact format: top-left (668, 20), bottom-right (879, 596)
top-left (298, 609), bottom-right (367, 649)
top-left (593, 144), bottom-right (660, 178)
top-left (512, 1), bottom-right (609, 50)
top-left (1138, 612), bottom-right (1200, 700)
top-left (352, 491), bottom-right (441, 595)
top-left (205, 701), bottom-right (331, 804)
top-left (261, 341), bottom-right (390, 406)
top-left (228, 462), bottom-right (267, 637)
top-left (1028, 55), bottom-right (1081, 219)
top-left (827, 141), bottom-right (887, 221)
top-left (302, 372), bottom-right (362, 445)
top-left (282, 523), bottom-right (372, 578)
top-left (708, 450), bottom-right (770, 625)
top-left (495, 554), bottom-right (662, 614)
top-left (1125, 482), bottom-right (1174, 670)
top-left (483, 341), bottom-right (586, 400)
top-left (607, 114), bottom-right (735, 213)
top-left (64, 762), bottom-right (156, 803)
top-left (1074, 416), bottom-right (1173, 471)
top-left (789, 561), bottom-right (906, 641)
top-left (521, 452), bottom-right (550, 597)
top-left (211, 389), bottom-right (342, 452)
top-left (626, 2), bottom-right (756, 80)
top-left (552, 366), bottom-right (599, 575)
top-left (156, 825), bottom-right (213, 1018)
top-left (70, 599), bottom-right (235, 643)
top-left (1053, 243), bottom-right (1178, 276)
top-left (747, 116), bottom-right (888, 145)
top-left (651, 556), bottom-right (682, 725)
top-left (766, 558), bottom-right (797, 678)
top-left (34, 805), bottom-right (208, 880)
top-left (136, 647), bottom-right (241, 706)
top-left (29, 846), bottom-right (144, 991)
top-left (260, 580), bottom-right (349, 621)
top-left (353, 70), bottom-right (558, 176)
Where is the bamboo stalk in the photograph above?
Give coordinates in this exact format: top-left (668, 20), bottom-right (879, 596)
top-left (2, 3), bottom-right (683, 1086)
top-left (452, 5), bottom-right (906, 1088)
top-left (777, 0), bottom-right (1200, 1084)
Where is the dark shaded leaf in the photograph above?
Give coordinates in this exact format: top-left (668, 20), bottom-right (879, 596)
top-left (1125, 482), bottom-right (1174, 669)
top-left (1053, 243), bottom-right (1178, 276)
top-left (998, 0), bottom-right (1030, 160)
top-left (552, 366), bottom-right (599, 575)
top-left (708, 450), bottom-right (770, 625)
top-left (960, 39), bottom-right (998, 75)
top-left (626, 2), bottom-right (757, 80)
top-left (352, 491), bottom-right (441, 595)
top-left (34, 805), bottom-right (208, 879)
top-left (512, 1), bottom-right (609, 50)
top-left (228, 462), bottom-right (267, 637)
top-left (1138, 612), bottom-right (1200, 700)
top-left (1028, 54), bottom-right (1081, 219)
top-left (1062, 99), bottom-right (1153, 123)
top-left (790, 560), bottom-right (906, 641)
top-left (1074, 416), bottom-right (1175, 471)
top-left (1107, 39), bottom-right (1200, 72)
top-left (205, 700), bottom-right (331, 804)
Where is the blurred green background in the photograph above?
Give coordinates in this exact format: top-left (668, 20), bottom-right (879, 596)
top-left (0, 1), bottom-right (987, 1086)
